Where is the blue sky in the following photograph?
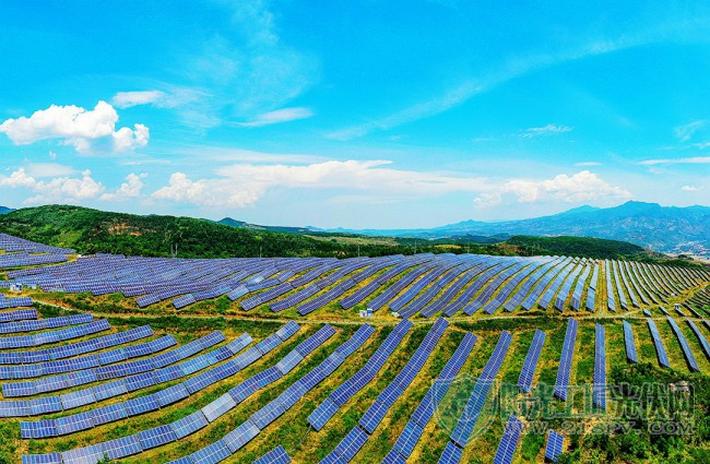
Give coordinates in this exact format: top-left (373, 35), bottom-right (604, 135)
top-left (0, 0), bottom-right (708, 228)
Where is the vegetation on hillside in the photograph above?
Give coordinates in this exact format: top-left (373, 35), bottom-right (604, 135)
top-left (0, 205), bottom-right (701, 266)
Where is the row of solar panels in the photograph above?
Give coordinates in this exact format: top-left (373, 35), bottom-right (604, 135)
top-left (7, 247), bottom-right (708, 320)
top-left (1, 329), bottom-right (212, 396)
top-left (21, 324), bottom-right (306, 441)
top-left (0, 331), bottom-right (230, 417)
top-left (0, 233), bottom-right (75, 254)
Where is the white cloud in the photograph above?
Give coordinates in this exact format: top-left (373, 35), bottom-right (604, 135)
top-left (23, 163), bottom-right (76, 178)
top-left (236, 107), bottom-right (313, 127)
top-left (681, 184), bottom-right (700, 192)
top-left (500, 170), bottom-right (631, 203)
top-left (111, 91), bottom-right (166, 108)
top-left (639, 156), bottom-right (710, 166)
top-left (0, 101), bottom-right (150, 154)
top-left (152, 158), bottom-right (629, 211)
top-left (112, 124), bottom-right (149, 152)
top-left (100, 173), bottom-right (146, 201)
top-left (0, 168), bottom-right (105, 203)
top-left (574, 161), bottom-right (602, 167)
top-left (674, 120), bottom-right (706, 141)
top-left (521, 124), bottom-right (573, 138)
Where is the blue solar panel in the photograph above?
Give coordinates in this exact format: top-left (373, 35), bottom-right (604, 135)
top-left (188, 439), bottom-right (231, 464)
top-left (254, 446), bottom-right (291, 464)
top-left (593, 324), bottom-right (606, 410)
top-left (21, 453), bottom-right (61, 464)
top-left (222, 420), bottom-right (260, 453)
top-left (102, 435), bottom-right (143, 460)
top-left (553, 319), bottom-right (578, 401)
top-left (493, 415), bottom-right (524, 464)
top-left (647, 320), bottom-right (670, 368)
top-left (545, 430), bottom-right (565, 463)
top-left (138, 424), bottom-right (178, 449)
top-left (437, 442), bottom-right (463, 464)
top-left (686, 320), bottom-right (710, 360)
top-left (517, 329), bottom-right (546, 393)
top-left (450, 331), bottom-right (512, 448)
top-left (202, 393), bottom-right (237, 423)
top-left (623, 321), bottom-right (638, 363)
top-left (667, 317), bottom-right (699, 372)
top-left (320, 426), bottom-right (369, 463)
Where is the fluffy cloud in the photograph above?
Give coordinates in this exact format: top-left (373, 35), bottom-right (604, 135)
top-left (236, 107), bottom-right (313, 127)
top-left (520, 124), bottom-right (573, 138)
top-left (499, 170), bottom-right (631, 203)
top-left (101, 173), bottom-right (146, 201)
top-left (0, 101), bottom-right (149, 153)
top-left (681, 185), bottom-right (700, 192)
top-left (152, 159), bottom-right (629, 210)
top-left (0, 168), bottom-right (105, 203)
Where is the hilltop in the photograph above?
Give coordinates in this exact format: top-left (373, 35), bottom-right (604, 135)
top-left (0, 206), bottom-right (13, 215)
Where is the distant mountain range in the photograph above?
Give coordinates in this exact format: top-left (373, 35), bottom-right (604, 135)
top-left (329, 201), bottom-right (710, 257)
top-left (0, 206), bottom-right (14, 215)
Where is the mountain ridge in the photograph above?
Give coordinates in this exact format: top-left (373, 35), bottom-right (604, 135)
top-left (329, 201), bottom-right (710, 257)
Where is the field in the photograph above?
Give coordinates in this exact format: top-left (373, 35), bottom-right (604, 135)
top-left (0, 233), bottom-right (708, 464)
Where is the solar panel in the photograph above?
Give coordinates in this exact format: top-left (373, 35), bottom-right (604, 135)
top-left (202, 393), bottom-right (237, 423)
top-left (188, 439), bottom-right (231, 464)
top-left (623, 320), bottom-right (638, 363)
top-left (593, 324), bottom-right (606, 410)
top-left (437, 442), bottom-right (463, 464)
top-left (667, 317), bottom-right (699, 372)
top-left (686, 320), bottom-right (710, 360)
top-left (493, 415), bottom-right (524, 464)
top-left (647, 320), bottom-right (670, 368)
top-left (254, 446), bottom-right (291, 464)
top-left (517, 329), bottom-right (546, 393)
top-left (545, 430), bottom-right (565, 463)
top-left (553, 319), bottom-right (578, 401)
top-left (138, 424), bottom-right (178, 449)
top-left (222, 420), bottom-right (260, 453)
top-left (102, 435), bottom-right (143, 460)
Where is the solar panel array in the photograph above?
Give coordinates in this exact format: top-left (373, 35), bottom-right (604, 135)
top-left (2, 229), bottom-right (707, 317)
top-left (553, 319), bottom-right (578, 401)
top-left (593, 323), bottom-right (606, 411)
top-left (0, 325), bottom-right (153, 365)
top-left (18, 329), bottom-right (291, 438)
top-left (517, 329), bottom-right (546, 393)
top-left (2, 330), bottom-right (224, 397)
top-left (160, 324), bottom-right (372, 464)
top-left (320, 318), bottom-right (449, 463)
top-left (545, 430), bottom-right (565, 463)
top-left (493, 415), bottom-right (524, 464)
top-left (382, 332), bottom-right (477, 463)
top-left (308, 319), bottom-right (412, 430)
top-left (442, 331), bottom-right (513, 462)
top-left (0, 334), bottom-right (176, 380)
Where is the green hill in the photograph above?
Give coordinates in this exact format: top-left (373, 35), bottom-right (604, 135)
top-left (0, 205), bottom-right (412, 258)
top-left (0, 205), bottom-right (694, 265)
